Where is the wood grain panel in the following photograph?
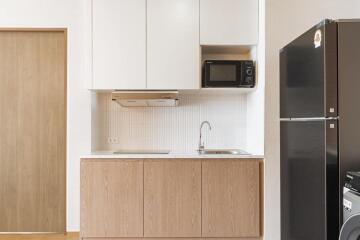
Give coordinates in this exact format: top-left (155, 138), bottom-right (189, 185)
top-left (81, 238), bottom-right (262, 240)
top-left (81, 160), bottom-right (143, 237)
top-left (202, 159), bottom-right (260, 237)
top-left (82, 238), bottom-right (201, 240)
top-left (144, 159), bottom-right (201, 237)
top-left (0, 232), bottom-right (79, 240)
top-left (0, 30), bottom-right (66, 232)
top-left (204, 238), bottom-right (262, 240)
top-left (0, 236), bottom-right (262, 240)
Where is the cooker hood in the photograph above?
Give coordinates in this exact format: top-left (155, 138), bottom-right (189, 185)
top-left (111, 91), bottom-right (179, 107)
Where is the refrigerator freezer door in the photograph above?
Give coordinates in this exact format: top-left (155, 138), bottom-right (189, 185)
top-left (281, 120), bottom-right (339, 240)
top-left (280, 20), bottom-right (337, 119)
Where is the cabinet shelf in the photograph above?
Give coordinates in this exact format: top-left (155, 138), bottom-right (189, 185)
top-left (181, 87), bottom-right (257, 95)
top-left (201, 45), bottom-right (255, 55)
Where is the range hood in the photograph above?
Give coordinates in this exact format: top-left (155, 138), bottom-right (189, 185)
top-left (111, 91), bottom-right (179, 107)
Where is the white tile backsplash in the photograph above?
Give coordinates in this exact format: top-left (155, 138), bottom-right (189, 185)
top-left (92, 92), bottom-right (247, 152)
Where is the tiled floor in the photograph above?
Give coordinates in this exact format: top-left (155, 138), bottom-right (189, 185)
top-left (0, 233), bottom-right (79, 240)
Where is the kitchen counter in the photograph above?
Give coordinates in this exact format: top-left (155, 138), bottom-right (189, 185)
top-left (81, 151), bottom-right (264, 159)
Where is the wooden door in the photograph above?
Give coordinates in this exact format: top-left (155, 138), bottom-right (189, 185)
top-left (144, 159), bottom-right (201, 237)
top-left (147, 0), bottom-right (200, 89)
top-left (92, 0), bottom-right (146, 89)
top-left (81, 160), bottom-right (144, 237)
top-left (0, 30), bottom-right (66, 232)
top-left (202, 159), bottom-right (260, 237)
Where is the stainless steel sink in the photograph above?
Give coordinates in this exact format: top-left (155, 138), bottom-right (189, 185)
top-left (198, 149), bottom-right (250, 155)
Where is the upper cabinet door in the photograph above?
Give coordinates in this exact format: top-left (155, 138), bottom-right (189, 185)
top-left (200, 0), bottom-right (258, 45)
top-left (92, 0), bottom-right (146, 89)
top-left (147, 0), bottom-right (200, 90)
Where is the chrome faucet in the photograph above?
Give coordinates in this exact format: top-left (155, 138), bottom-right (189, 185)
top-left (198, 121), bottom-right (212, 153)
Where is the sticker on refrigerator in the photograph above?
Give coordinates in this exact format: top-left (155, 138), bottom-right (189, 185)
top-left (314, 30), bottom-right (322, 48)
top-left (344, 199), bottom-right (352, 211)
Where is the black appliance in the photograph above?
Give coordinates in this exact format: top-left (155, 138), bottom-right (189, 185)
top-left (202, 60), bottom-right (255, 88)
top-left (280, 19), bottom-right (360, 240)
top-left (340, 172), bottom-right (360, 240)
top-left (344, 172), bottom-right (360, 194)
top-left (340, 183), bottom-right (360, 240)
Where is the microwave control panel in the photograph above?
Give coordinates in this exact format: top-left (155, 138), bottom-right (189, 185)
top-left (241, 61), bottom-right (256, 87)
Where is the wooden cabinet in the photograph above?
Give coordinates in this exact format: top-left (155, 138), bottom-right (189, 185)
top-left (92, 0), bottom-right (146, 89)
top-left (144, 159), bottom-right (201, 237)
top-left (200, 0), bottom-right (259, 45)
top-left (81, 160), bottom-right (144, 237)
top-left (80, 158), bottom-right (262, 239)
top-left (82, 238), bottom-right (260, 240)
top-left (202, 159), bottom-right (261, 237)
top-left (147, 0), bottom-right (200, 89)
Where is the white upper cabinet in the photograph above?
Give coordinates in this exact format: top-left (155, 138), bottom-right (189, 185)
top-left (92, 0), bottom-right (257, 90)
top-left (200, 0), bottom-right (258, 45)
top-left (147, 0), bottom-right (200, 90)
top-left (92, 0), bottom-right (146, 89)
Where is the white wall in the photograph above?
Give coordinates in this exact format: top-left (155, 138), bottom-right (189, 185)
top-left (246, 0), bottom-right (265, 156)
top-left (265, 1), bottom-right (360, 239)
top-left (92, 93), bottom-right (248, 152)
top-left (0, 0), bottom-right (91, 231)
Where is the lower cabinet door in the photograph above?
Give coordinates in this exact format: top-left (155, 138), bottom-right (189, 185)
top-left (81, 160), bottom-right (144, 237)
top-left (82, 239), bottom-right (203, 240)
top-left (202, 159), bottom-right (261, 237)
top-left (144, 159), bottom-right (202, 237)
top-left (81, 238), bottom-right (262, 240)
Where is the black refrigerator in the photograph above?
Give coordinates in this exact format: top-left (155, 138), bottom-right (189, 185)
top-left (280, 19), bottom-right (360, 240)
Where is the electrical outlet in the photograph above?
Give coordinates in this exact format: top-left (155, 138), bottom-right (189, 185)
top-left (107, 137), bottom-right (119, 144)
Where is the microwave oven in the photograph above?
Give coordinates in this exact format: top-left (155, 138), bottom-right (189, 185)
top-left (202, 60), bottom-right (256, 88)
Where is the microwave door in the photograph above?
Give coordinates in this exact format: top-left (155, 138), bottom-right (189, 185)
top-left (203, 60), bottom-right (241, 87)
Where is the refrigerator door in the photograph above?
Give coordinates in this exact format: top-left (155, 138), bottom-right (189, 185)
top-left (281, 120), bottom-right (339, 240)
top-left (338, 20), bottom-right (360, 223)
top-left (280, 20), bottom-right (337, 119)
